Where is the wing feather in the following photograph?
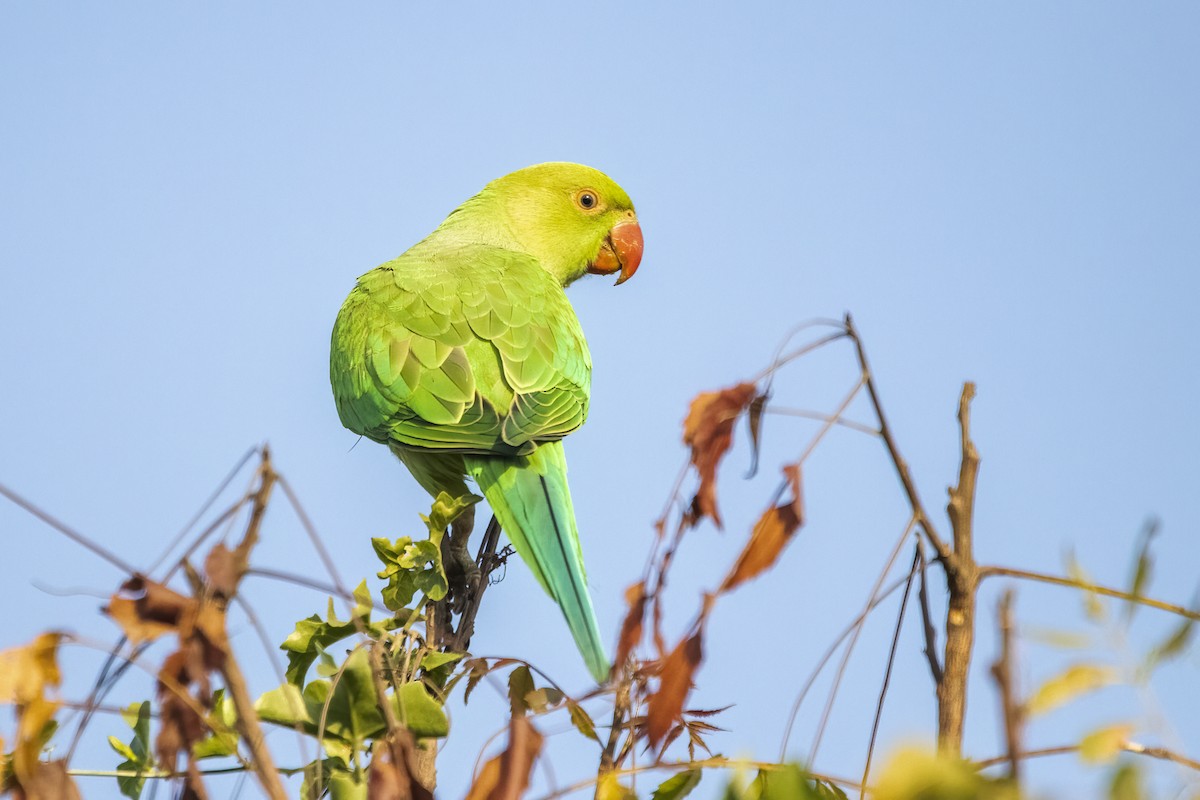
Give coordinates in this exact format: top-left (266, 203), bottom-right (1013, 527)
top-left (330, 245), bottom-right (590, 455)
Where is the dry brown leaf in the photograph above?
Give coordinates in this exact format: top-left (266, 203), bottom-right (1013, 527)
top-left (465, 716), bottom-right (544, 800)
top-left (0, 633), bottom-right (63, 705)
top-left (682, 382), bottom-right (758, 528)
top-left (611, 582), bottom-right (647, 679)
top-left (367, 737), bottom-right (434, 800)
top-left (646, 627), bottom-right (704, 749)
top-left (11, 697), bottom-right (59, 792)
top-left (104, 596), bottom-right (177, 644)
top-left (745, 391), bottom-right (770, 478)
top-left (203, 543), bottom-right (241, 598)
top-left (720, 464), bottom-right (804, 593)
top-left (155, 649), bottom-right (212, 773)
top-left (10, 759), bottom-right (81, 800)
top-left (104, 577), bottom-right (227, 665)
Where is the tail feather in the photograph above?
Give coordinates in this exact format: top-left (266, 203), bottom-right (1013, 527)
top-left (466, 441), bottom-right (609, 682)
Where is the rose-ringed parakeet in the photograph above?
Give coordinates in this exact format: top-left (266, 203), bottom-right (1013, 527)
top-left (330, 163), bottom-right (643, 682)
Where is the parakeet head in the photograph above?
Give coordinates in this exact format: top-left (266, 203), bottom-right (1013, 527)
top-left (446, 162), bottom-right (644, 287)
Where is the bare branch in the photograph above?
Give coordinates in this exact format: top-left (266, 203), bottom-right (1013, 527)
top-left (937, 382), bottom-right (981, 756)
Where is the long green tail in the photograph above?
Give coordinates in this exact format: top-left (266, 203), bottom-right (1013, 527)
top-left (465, 441), bottom-right (609, 683)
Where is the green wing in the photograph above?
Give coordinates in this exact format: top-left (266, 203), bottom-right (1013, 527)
top-left (330, 244), bottom-right (591, 456)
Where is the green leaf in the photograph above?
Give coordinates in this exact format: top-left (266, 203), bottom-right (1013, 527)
top-left (419, 649), bottom-right (464, 687)
top-left (424, 491), bottom-right (477, 535)
top-left (1027, 663), bottom-right (1118, 715)
top-left (300, 757), bottom-right (348, 800)
top-left (1024, 626), bottom-right (1093, 650)
top-left (1067, 551), bottom-right (1107, 623)
top-left (525, 687), bottom-right (564, 714)
top-left (257, 649), bottom-right (448, 746)
top-left (751, 765), bottom-right (823, 800)
top-left (107, 736), bottom-right (137, 763)
top-left (281, 581), bottom-right (396, 685)
top-left (192, 690), bottom-right (239, 759)
top-left (1142, 617), bottom-right (1195, 673)
top-left (374, 492), bottom-right (470, 612)
top-left (393, 681), bottom-right (449, 738)
top-left (1108, 763), bottom-right (1146, 800)
top-left (258, 649), bottom-right (386, 751)
top-left (418, 650), bottom-right (463, 672)
top-left (813, 780), bottom-right (850, 800)
top-left (597, 773), bottom-right (639, 800)
top-left (328, 765), bottom-right (368, 800)
top-left (111, 700), bottom-right (153, 799)
top-left (652, 768), bottom-right (702, 800)
top-left (508, 665), bottom-right (535, 717)
top-left (1079, 724), bottom-right (1134, 764)
top-left (566, 699), bottom-right (599, 742)
top-left (1124, 520), bottom-right (1159, 622)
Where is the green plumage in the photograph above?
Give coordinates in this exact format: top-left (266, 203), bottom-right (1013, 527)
top-left (330, 163), bottom-right (641, 682)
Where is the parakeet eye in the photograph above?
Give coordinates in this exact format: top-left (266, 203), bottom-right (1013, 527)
top-left (575, 190), bottom-right (598, 210)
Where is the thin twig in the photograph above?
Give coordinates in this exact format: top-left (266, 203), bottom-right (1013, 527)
top-left (972, 742), bottom-right (1200, 773)
top-left (536, 757), bottom-right (863, 800)
top-left (778, 572), bottom-right (916, 758)
top-left (796, 377), bottom-right (866, 468)
top-left (752, 330), bottom-right (849, 384)
top-left (0, 482), bottom-right (137, 574)
top-left (809, 516), bottom-right (917, 763)
top-left (843, 313), bottom-right (951, 563)
top-left (146, 446), bottom-right (258, 575)
top-left (860, 543), bottom-right (920, 798)
top-left (765, 407), bottom-right (880, 437)
top-left (277, 474), bottom-right (349, 598)
top-left (916, 542), bottom-right (943, 683)
top-left (979, 567), bottom-right (1200, 622)
top-left (244, 567), bottom-right (390, 613)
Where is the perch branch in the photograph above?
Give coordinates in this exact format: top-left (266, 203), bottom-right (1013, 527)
top-left (937, 382), bottom-right (981, 757)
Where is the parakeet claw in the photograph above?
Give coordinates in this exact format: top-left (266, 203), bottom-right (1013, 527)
top-left (444, 507), bottom-right (481, 614)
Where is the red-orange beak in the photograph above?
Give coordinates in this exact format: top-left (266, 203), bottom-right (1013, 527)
top-left (587, 218), bottom-right (643, 285)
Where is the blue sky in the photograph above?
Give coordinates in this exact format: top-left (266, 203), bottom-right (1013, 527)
top-left (2, 3), bottom-right (1198, 798)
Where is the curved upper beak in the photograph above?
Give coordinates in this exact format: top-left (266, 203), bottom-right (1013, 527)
top-left (587, 217), bottom-right (643, 285)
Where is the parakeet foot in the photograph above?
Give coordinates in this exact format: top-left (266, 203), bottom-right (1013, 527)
top-left (444, 505), bottom-right (481, 615)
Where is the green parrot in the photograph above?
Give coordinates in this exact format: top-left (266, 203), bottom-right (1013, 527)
top-left (329, 162), bottom-right (643, 682)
